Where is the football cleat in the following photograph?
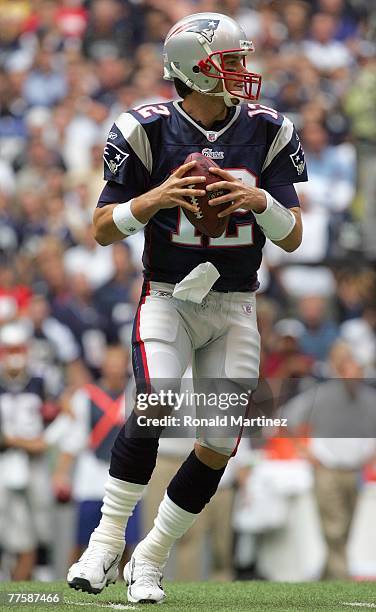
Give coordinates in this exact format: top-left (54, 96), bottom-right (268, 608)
top-left (124, 555), bottom-right (165, 604)
top-left (67, 544), bottom-right (123, 594)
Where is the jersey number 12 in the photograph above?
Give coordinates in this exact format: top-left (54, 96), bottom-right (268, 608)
top-left (171, 169), bottom-right (256, 247)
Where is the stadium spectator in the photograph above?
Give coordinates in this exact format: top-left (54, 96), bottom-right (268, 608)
top-left (82, 0), bottom-right (134, 61)
top-left (297, 295), bottom-right (339, 362)
top-left (34, 237), bottom-right (70, 303)
top-left (94, 242), bottom-right (136, 345)
top-left (63, 225), bottom-right (114, 290)
top-left (23, 46), bottom-right (67, 108)
top-left (26, 293), bottom-right (89, 391)
top-left (52, 271), bottom-right (107, 378)
top-left (302, 13), bottom-right (352, 73)
top-left (280, 1), bottom-right (310, 52)
top-left (52, 345), bottom-right (138, 564)
top-left (0, 257), bottom-right (31, 314)
top-left (281, 341), bottom-right (376, 579)
top-left (0, 322), bottom-right (55, 580)
top-left (301, 122), bottom-right (356, 213)
top-left (263, 318), bottom-right (313, 379)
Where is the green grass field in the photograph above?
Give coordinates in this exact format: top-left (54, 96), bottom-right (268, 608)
top-left (1, 580), bottom-right (376, 612)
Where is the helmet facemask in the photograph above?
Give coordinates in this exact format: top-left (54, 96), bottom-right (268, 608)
top-left (197, 47), bottom-right (262, 106)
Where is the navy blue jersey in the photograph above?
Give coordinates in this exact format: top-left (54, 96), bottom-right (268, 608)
top-left (0, 373), bottom-right (47, 440)
top-left (98, 101), bottom-right (308, 291)
top-left (52, 297), bottom-right (107, 377)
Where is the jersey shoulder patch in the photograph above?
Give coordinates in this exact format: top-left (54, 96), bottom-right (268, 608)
top-left (103, 139), bottom-right (130, 175)
top-left (109, 111), bottom-right (155, 173)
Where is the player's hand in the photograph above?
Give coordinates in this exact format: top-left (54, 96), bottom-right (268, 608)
top-left (131, 161), bottom-right (207, 224)
top-left (153, 160), bottom-right (207, 213)
top-left (206, 167), bottom-right (267, 217)
top-left (52, 472), bottom-right (72, 503)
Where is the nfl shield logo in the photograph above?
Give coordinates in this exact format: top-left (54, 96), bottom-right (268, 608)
top-left (207, 131), bottom-right (217, 142)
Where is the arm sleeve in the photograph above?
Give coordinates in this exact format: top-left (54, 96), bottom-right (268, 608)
top-left (97, 180), bottom-right (140, 208)
top-left (261, 116), bottom-right (308, 188)
top-left (267, 184), bottom-right (300, 209)
top-left (57, 390), bottom-right (90, 455)
top-left (97, 113), bottom-right (152, 207)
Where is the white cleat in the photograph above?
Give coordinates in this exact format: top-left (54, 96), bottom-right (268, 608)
top-left (67, 544), bottom-right (123, 594)
top-left (124, 556), bottom-right (165, 604)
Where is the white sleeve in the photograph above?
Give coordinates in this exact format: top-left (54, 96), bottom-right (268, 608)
top-left (43, 318), bottom-right (80, 363)
top-left (57, 389), bottom-right (91, 455)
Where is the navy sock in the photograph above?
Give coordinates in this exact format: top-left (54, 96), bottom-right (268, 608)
top-left (167, 450), bottom-right (226, 514)
top-left (109, 411), bottom-right (161, 485)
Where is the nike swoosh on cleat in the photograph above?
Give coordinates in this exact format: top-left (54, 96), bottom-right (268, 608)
top-left (103, 556), bottom-right (119, 575)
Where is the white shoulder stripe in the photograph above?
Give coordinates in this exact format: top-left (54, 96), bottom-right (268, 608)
top-left (261, 116), bottom-right (294, 173)
top-left (115, 113), bottom-right (153, 173)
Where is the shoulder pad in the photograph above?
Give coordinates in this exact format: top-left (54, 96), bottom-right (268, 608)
top-left (113, 111), bottom-right (154, 173)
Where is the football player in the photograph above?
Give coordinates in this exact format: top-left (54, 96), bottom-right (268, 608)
top-left (67, 12), bottom-right (307, 603)
top-left (0, 323), bottom-right (53, 580)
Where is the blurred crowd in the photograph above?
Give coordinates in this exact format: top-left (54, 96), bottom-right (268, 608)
top-left (0, 0), bottom-right (376, 584)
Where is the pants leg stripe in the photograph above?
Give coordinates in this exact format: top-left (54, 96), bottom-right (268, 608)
top-left (132, 280), bottom-right (151, 393)
top-left (231, 395), bottom-right (251, 457)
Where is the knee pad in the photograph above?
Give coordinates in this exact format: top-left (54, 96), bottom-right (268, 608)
top-left (197, 437), bottom-right (239, 457)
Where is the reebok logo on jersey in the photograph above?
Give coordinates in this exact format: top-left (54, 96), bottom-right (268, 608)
top-left (150, 290), bottom-right (172, 297)
top-left (202, 148), bottom-right (224, 159)
top-left (103, 142), bottom-right (129, 174)
top-left (242, 303), bottom-right (253, 315)
top-left (290, 142), bottom-right (305, 175)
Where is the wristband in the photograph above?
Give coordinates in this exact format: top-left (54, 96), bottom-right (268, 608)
top-left (112, 199), bottom-right (146, 236)
top-left (254, 189), bottom-right (296, 241)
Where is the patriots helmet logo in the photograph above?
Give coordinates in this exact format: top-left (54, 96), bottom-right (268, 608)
top-left (290, 142), bottom-right (305, 176)
top-left (167, 19), bottom-right (220, 44)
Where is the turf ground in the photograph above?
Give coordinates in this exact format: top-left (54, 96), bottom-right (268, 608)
top-left (1, 580), bottom-right (376, 612)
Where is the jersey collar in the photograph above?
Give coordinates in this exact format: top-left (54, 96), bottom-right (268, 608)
top-left (173, 100), bottom-right (241, 143)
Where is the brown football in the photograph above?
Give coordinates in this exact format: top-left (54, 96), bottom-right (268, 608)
top-left (181, 152), bottom-right (230, 238)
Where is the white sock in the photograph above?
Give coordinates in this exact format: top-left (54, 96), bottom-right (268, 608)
top-left (90, 475), bottom-right (145, 553)
top-left (133, 493), bottom-right (197, 568)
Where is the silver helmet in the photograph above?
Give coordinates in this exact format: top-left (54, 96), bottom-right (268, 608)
top-left (163, 12), bottom-right (262, 107)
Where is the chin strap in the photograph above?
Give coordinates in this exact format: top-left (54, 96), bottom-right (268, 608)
top-left (212, 86), bottom-right (241, 107)
top-left (170, 62), bottom-right (241, 107)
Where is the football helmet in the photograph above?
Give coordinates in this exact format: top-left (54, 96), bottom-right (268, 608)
top-left (0, 322), bottom-right (30, 371)
top-left (163, 12), bottom-right (262, 107)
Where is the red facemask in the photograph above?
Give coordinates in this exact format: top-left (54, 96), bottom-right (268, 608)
top-left (197, 49), bottom-right (262, 101)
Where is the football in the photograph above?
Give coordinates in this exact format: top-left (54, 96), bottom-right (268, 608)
top-left (181, 152), bottom-right (230, 238)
